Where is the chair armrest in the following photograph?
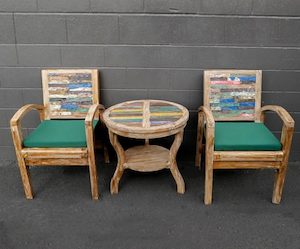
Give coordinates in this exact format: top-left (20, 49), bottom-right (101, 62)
top-left (260, 105), bottom-right (295, 129)
top-left (198, 106), bottom-right (215, 128)
top-left (10, 104), bottom-right (45, 127)
top-left (260, 105), bottom-right (294, 153)
top-left (85, 104), bottom-right (105, 127)
top-left (198, 106), bottom-right (215, 154)
top-left (10, 104), bottom-right (45, 151)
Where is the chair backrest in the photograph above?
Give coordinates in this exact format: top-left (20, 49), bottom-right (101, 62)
top-left (203, 70), bottom-right (262, 121)
top-left (42, 69), bottom-right (99, 119)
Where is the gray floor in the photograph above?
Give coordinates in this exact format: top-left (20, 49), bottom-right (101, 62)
top-left (0, 159), bottom-right (300, 249)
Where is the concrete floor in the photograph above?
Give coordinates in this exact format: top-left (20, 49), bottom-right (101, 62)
top-left (0, 159), bottom-right (300, 249)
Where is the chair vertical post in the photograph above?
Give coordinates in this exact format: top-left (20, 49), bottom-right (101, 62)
top-left (204, 125), bottom-right (214, 205)
top-left (85, 121), bottom-right (99, 200)
top-left (10, 123), bottom-right (33, 199)
top-left (272, 124), bottom-right (294, 204)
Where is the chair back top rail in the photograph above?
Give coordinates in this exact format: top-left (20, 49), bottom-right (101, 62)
top-left (42, 69), bottom-right (99, 119)
top-left (203, 69), bottom-right (262, 121)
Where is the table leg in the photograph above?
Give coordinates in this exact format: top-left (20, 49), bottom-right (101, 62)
top-left (170, 130), bottom-right (185, 194)
top-left (109, 131), bottom-right (125, 194)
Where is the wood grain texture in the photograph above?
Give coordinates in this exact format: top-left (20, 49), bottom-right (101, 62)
top-left (204, 70), bottom-right (262, 121)
top-left (10, 69), bottom-right (109, 200)
top-left (105, 99), bottom-right (188, 195)
top-left (124, 145), bottom-right (170, 171)
top-left (197, 70), bottom-right (295, 205)
top-left (259, 105), bottom-right (295, 204)
top-left (42, 69), bottom-right (99, 119)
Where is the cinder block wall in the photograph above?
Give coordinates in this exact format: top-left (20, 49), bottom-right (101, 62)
top-left (1, 0), bottom-right (300, 161)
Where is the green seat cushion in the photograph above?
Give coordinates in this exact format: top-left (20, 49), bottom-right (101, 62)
top-left (215, 122), bottom-right (281, 151)
top-left (23, 120), bottom-right (98, 148)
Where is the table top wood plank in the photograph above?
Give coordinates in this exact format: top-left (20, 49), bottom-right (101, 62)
top-left (103, 100), bottom-right (189, 137)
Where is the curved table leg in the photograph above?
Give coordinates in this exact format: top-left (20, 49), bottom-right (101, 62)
top-left (109, 131), bottom-right (125, 194)
top-left (170, 130), bottom-right (185, 194)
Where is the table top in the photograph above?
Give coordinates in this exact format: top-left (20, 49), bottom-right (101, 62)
top-left (103, 100), bottom-right (189, 137)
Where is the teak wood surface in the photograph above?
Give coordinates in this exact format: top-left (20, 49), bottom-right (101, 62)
top-left (103, 99), bottom-right (189, 194)
top-left (195, 70), bottom-right (295, 205)
top-left (10, 69), bottom-right (109, 200)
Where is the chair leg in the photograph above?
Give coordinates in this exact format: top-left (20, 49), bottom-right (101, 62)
top-left (272, 164), bottom-right (288, 204)
top-left (17, 157), bottom-right (33, 199)
top-left (103, 145), bottom-right (110, 164)
top-left (88, 153), bottom-right (99, 200)
top-left (204, 163), bottom-right (213, 205)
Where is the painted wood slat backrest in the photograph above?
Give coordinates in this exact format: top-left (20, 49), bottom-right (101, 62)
top-left (203, 70), bottom-right (262, 121)
top-left (42, 69), bottom-right (99, 119)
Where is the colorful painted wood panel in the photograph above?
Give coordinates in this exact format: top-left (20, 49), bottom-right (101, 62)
top-left (150, 102), bottom-right (183, 126)
top-left (42, 70), bottom-right (98, 119)
top-left (205, 70), bottom-right (261, 121)
top-left (109, 101), bottom-right (144, 127)
top-left (106, 100), bottom-right (188, 131)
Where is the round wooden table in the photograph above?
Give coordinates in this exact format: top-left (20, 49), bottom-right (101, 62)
top-left (103, 99), bottom-right (189, 194)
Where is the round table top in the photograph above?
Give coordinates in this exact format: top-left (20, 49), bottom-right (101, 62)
top-left (103, 100), bottom-right (189, 138)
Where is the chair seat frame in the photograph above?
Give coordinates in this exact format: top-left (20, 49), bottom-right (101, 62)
top-left (195, 105), bottom-right (294, 205)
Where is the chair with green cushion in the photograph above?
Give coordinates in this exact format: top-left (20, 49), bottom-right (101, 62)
top-left (10, 69), bottom-right (109, 200)
top-left (195, 70), bottom-right (294, 205)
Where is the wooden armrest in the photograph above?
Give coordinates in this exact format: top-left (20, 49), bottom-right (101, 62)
top-left (85, 104), bottom-right (105, 126)
top-left (198, 106), bottom-right (215, 128)
top-left (10, 104), bottom-right (45, 127)
top-left (261, 105), bottom-right (294, 129)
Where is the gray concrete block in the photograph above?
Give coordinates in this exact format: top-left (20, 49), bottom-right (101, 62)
top-left (104, 46), bottom-right (162, 67)
top-left (105, 46), bottom-right (300, 70)
top-left (126, 69), bottom-right (170, 89)
top-left (264, 112), bottom-right (300, 132)
top-left (262, 93), bottom-right (300, 112)
top-left (90, 0), bottom-right (143, 12)
top-left (0, 0), bottom-right (37, 12)
top-left (263, 71), bottom-right (300, 92)
top-left (148, 89), bottom-right (191, 109)
top-left (101, 89), bottom-right (148, 107)
top-left (0, 146), bottom-right (16, 160)
top-left (0, 45), bottom-right (18, 66)
top-left (0, 89), bottom-right (23, 108)
top-left (161, 46), bottom-right (300, 70)
top-left (0, 14), bottom-right (15, 44)
top-left (225, 17), bottom-right (300, 47)
top-left (101, 68), bottom-right (169, 89)
top-left (119, 16), bottom-right (225, 45)
top-left (61, 46), bottom-right (105, 67)
top-left (17, 45), bottom-right (61, 67)
top-left (100, 69), bottom-right (127, 89)
top-left (66, 15), bottom-right (119, 44)
top-left (144, 0), bottom-right (200, 13)
top-left (252, 0), bottom-right (300, 16)
top-left (22, 89), bottom-right (43, 105)
top-left (14, 14), bottom-right (67, 44)
top-left (38, 0), bottom-right (90, 12)
top-left (199, 0), bottom-right (252, 15)
top-left (188, 90), bottom-right (203, 110)
top-left (0, 109), bottom-right (16, 128)
top-left (21, 111), bottom-right (41, 128)
top-left (0, 68), bottom-right (41, 88)
top-left (0, 128), bottom-right (13, 146)
top-left (169, 70), bottom-right (202, 90)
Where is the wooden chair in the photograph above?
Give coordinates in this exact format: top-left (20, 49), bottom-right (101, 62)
top-left (195, 70), bottom-right (294, 205)
top-left (10, 69), bottom-right (109, 200)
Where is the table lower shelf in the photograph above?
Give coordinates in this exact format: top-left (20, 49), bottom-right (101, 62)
top-left (124, 145), bottom-right (170, 172)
